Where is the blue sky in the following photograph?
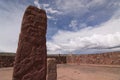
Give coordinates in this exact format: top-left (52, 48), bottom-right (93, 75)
top-left (0, 0), bottom-right (120, 54)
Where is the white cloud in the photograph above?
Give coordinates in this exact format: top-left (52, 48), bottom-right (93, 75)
top-left (56, 0), bottom-right (89, 15)
top-left (79, 23), bottom-right (87, 28)
top-left (47, 42), bottom-right (61, 51)
top-left (42, 4), bottom-right (62, 20)
top-left (56, 0), bottom-right (106, 11)
top-left (0, 2), bottom-right (25, 52)
top-left (0, 49), bottom-right (3, 52)
top-left (47, 42), bottom-right (62, 54)
top-left (34, 0), bottom-right (40, 9)
top-left (47, 15), bottom-right (54, 19)
top-left (0, 0), bottom-right (120, 54)
top-left (69, 20), bottom-right (87, 30)
top-left (42, 3), bottom-right (61, 14)
top-left (87, 0), bottom-right (106, 8)
top-left (87, 15), bottom-right (96, 21)
top-left (46, 7), bottom-right (60, 14)
top-left (43, 4), bottom-right (50, 8)
top-left (55, 0), bottom-right (120, 17)
top-left (69, 20), bottom-right (78, 30)
top-left (47, 10), bottom-right (120, 54)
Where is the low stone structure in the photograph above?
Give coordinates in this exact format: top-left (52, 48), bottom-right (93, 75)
top-left (12, 6), bottom-right (47, 80)
top-left (0, 52), bottom-right (120, 68)
top-left (0, 53), bottom-right (66, 68)
top-left (0, 53), bottom-right (14, 68)
top-left (67, 52), bottom-right (120, 65)
top-left (47, 54), bottom-right (66, 64)
top-left (47, 58), bottom-right (57, 80)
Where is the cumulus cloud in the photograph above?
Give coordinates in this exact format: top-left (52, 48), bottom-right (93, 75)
top-left (69, 20), bottom-right (87, 30)
top-left (46, 7), bottom-right (60, 14)
top-left (42, 4), bottom-right (62, 20)
top-left (34, 0), bottom-right (40, 9)
top-left (47, 15), bottom-right (54, 20)
top-left (43, 4), bottom-right (59, 14)
top-left (55, 0), bottom-right (120, 17)
top-left (47, 42), bottom-right (61, 51)
top-left (55, 0), bottom-right (107, 13)
top-left (56, 32), bottom-right (120, 50)
top-left (0, 1), bottom-right (25, 52)
top-left (47, 42), bottom-right (63, 54)
top-left (43, 4), bottom-right (50, 7)
top-left (0, 0), bottom-right (120, 54)
top-left (47, 10), bottom-right (120, 54)
top-left (56, 0), bottom-right (89, 15)
top-left (69, 20), bottom-right (78, 30)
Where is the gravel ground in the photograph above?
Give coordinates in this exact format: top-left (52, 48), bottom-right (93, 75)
top-left (57, 64), bottom-right (120, 80)
top-left (0, 64), bottom-right (120, 80)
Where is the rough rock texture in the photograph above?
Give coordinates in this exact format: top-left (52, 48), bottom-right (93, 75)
top-left (0, 52), bottom-right (120, 68)
top-left (12, 6), bottom-right (47, 80)
top-left (0, 54), bottom-right (14, 68)
top-left (47, 58), bottom-right (57, 80)
top-left (47, 54), bottom-right (66, 64)
top-left (67, 52), bottom-right (120, 65)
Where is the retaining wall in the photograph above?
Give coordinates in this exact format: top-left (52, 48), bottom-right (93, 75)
top-left (67, 52), bottom-right (120, 65)
top-left (0, 53), bottom-right (15, 67)
top-left (0, 52), bottom-right (120, 68)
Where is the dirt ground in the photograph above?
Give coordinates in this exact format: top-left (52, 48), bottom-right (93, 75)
top-left (57, 64), bottom-right (120, 80)
top-left (0, 64), bottom-right (120, 80)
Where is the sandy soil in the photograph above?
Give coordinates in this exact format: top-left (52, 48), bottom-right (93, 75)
top-left (57, 64), bottom-right (120, 80)
top-left (0, 64), bottom-right (120, 80)
top-left (0, 67), bottom-right (13, 80)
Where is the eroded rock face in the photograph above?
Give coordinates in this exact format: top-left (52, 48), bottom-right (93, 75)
top-left (13, 6), bottom-right (47, 80)
top-left (47, 58), bottom-right (57, 80)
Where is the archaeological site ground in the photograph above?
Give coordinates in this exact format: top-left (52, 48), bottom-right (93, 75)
top-left (0, 4), bottom-right (120, 80)
top-left (0, 51), bottom-right (120, 80)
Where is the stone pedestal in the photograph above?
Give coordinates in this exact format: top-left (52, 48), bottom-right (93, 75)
top-left (47, 58), bottom-right (57, 80)
top-left (12, 6), bottom-right (47, 80)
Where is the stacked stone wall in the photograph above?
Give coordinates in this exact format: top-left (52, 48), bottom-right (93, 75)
top-left (0, 55), bottom-right (14, 67)
top-left (67, 52), bottom-right (120, 65)
top-left (0, 54), bottom-right (66, 68)
top-left (0, 52), bottom-right (120, 68)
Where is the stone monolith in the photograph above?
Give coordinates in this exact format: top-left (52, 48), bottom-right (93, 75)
top-left (47, 58), bottom-right (57, 80)
top-left (13, 6), bottom-right (47, 80)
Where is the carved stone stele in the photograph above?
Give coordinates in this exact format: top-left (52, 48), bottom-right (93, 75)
top-left (47, 58), bottom-right (57, 80)
top-left (12, 6), bottom-right (47, 80)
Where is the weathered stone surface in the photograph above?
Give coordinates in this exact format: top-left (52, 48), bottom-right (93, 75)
top-left (67, 52), bottom-right (120, 65)
top-left (47, 58), bottom-right (57, 80)
top-left (0, 52), bottom-right (120, 68)
top-left (12, 6), bottom-right (47, 80)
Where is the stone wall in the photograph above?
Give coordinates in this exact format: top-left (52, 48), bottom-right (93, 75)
top-left (0, 53), bottom-right (15, 68)
top-left (0, 52), bottom-right (120, 68)
top-left (47, 54), bottom-right (66, 64)
top-left (0, 53), bottom-right (66, 68)
top-left (67, 52), bottom-right (120, 65)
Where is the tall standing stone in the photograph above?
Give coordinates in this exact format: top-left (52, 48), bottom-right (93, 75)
top-left (13, 6), bottom-right (47, 80)
top-left (47, 58), bottom-right (57, 80)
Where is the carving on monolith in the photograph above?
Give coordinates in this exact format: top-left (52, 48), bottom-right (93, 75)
top-left (13, 6), bottom-right (47, 80)
top-left (47, 58), bottom-right (57, 80)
